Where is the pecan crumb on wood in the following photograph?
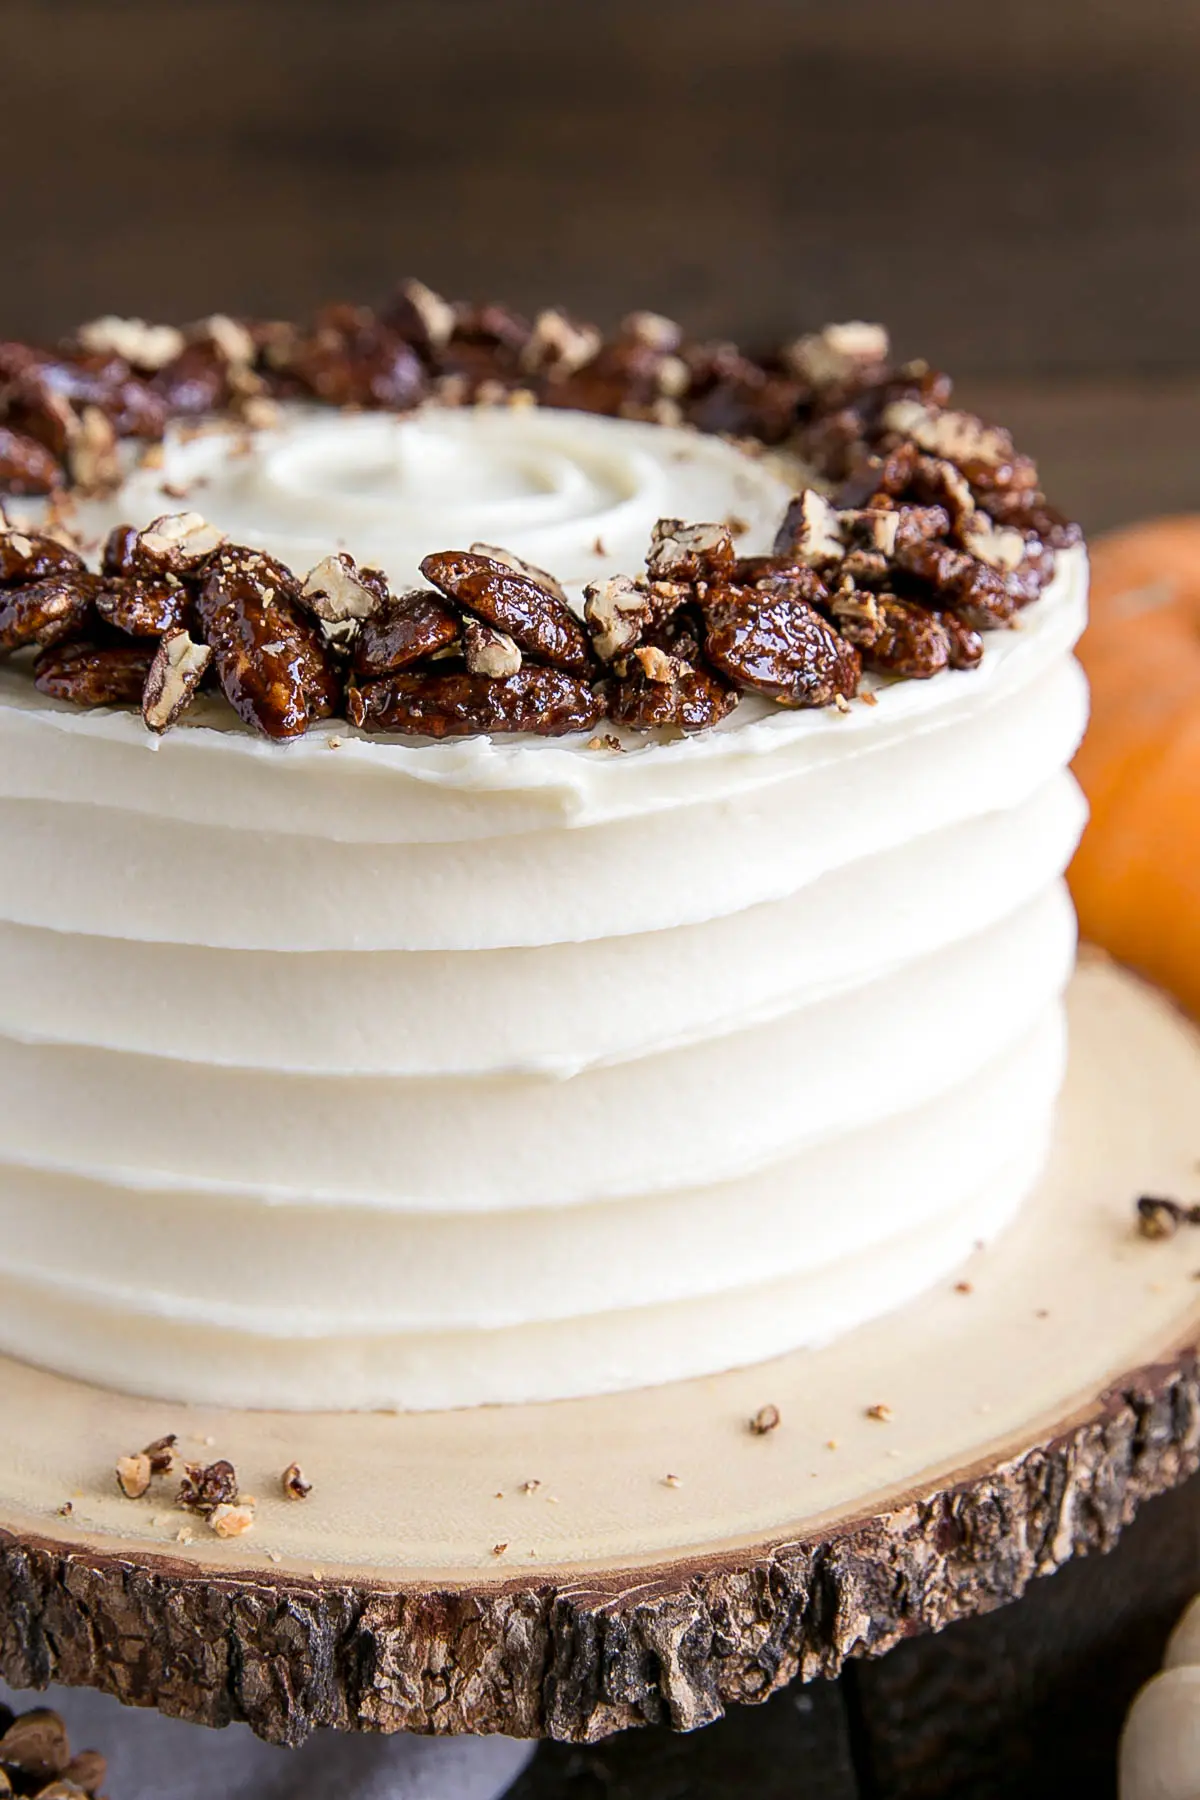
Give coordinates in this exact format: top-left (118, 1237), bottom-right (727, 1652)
top-left (1136, 1194), bottom-right (1200, 1240)
top-left (281, 1462), bottom-right (312, 1501)
top-left (749, 1404), bottom-right (781, 1435)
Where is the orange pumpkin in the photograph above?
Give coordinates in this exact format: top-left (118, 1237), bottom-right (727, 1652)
top-left (1070, 517), bottom-right (1200, 1019)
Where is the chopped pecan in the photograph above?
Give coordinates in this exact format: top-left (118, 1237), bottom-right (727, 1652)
top-left (100, 521), bottom-right (142, 577)
top-left (774, 488), bottom-right (847, 567)
top-left (66, 405), bottom-right (120, 495)
top-left (116, 1453), bottom-right (152, 1499)
top-left (607, 653), bottom-right (737, 733)
top-left (77, 314), bottom-right (186, 370)
top-left (142, 627), bottom-right (213, 732)
top-left (34, 638), bottom-right (155, 706)
top-left (583, 574), bottom-right (653, 662)
top-left (197, 545), bottom-right (341, 738)
top-left (702, 582), bottom-right (861, 707)
top-left (909, 454), bottom-right (976, 531)
top-left (209, 1501), bottom-right (255, 1538)
top-left (179, 1457), bottom-right (239, 1514)
top-left (520, 308), bottom-right (603, 380)
top-left (646, 518), bottom-right (736, 583)
top-left (830, 585), bottom-right (951, 679)
top-left (153, 339), bottom-right (234, 414)
top-left (137, 510), bottom-right (228, 572)
top-left (0, 529), bottom-right (85, 587)
top-left (352, 589), bottom-right (461, 678)
top-left (284, 303), bottom-right (427, 410)
top-left (383, 277), bottom-right (458, 354)
top-left (421, 549), bottom-right (591, 672)
top-left (834, 441), bottom-right (921, 508)
top-left (96, 573), bottom-right (192, 636)
top-left (785, 320), bottom-right (890, 390)
top-left (889, 503), bottom-right (952, 552)
top-left (463, 617), bottom-right (522, 676)
top-left (881, 398), bottom-right (1018, 471)
top-left (300, 553), bottom-right (388, 637)
top-left (348, 666), bottom-right (602, 737)
top-left (282, 1461), bottom-right (312, 1500)
top-left (0, 572), bottom-right (99, 653)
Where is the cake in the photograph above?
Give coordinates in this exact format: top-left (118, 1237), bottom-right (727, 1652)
top-left (0, 290), bottom-right (1087, 1410)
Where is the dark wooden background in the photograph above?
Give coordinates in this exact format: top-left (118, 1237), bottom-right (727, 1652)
top-left (4, 3), bottom-right (1199, 1792)
top-left (5, 0), bottom-right (1200, 532)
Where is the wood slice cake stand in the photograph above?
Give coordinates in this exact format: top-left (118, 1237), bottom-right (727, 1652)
top-left (1, 955), bottom-right (1198, 1748)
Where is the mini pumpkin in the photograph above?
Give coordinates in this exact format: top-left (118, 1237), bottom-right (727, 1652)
top-left (1070, 517), bottom-right (1200, 1019)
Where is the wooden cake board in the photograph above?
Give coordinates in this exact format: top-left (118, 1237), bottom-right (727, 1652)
top-left (0, 955), bottom-right (1198, 1747)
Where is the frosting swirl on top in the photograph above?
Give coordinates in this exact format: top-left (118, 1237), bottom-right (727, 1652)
top-left (82, 405), bottom-right (795, 598)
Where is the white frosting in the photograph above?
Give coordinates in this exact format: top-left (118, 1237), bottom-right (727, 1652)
top-left (0, 405), bottom-right (1090, 1408)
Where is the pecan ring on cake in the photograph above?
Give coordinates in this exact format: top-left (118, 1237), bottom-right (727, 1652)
top-left (0, 285), bottom-right (1079, 740)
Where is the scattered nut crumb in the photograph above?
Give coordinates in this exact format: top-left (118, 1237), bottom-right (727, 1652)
top-left (826, 1439), bottom-right (839, 1451)
top-left (281, 1462), bottom-right (312, 1501)
top-left (492, 1542), bottom-right (509, 1557)
top-left (1137, 1194), bottom-right (1200, 1239)
top-left (57, 1501), bottom-right (73, 1517)
top-left (209, 1502), bottom-right (256, 1539)
top-left (1035, 1308), bottom-right (1050, 1318)
top-left (176, 1527), bottom-right (194, 1545)
top-left (749, 1404), bottom-right (781, 1435)
top-left (586, 733), bottom-right (624, 752)
top-left (592, 536), bottom-right (608, 556)
top-left (519, 1479), bottom-right (542, 1495)
top-left (724, 514), bottom-right (749, 536)
top-left (662, 1473), bottom-right (682, 1488)
top-left (116, 1453), bottom-right (152, 1500)
top-left (268, 1550), bottom-right (282, 1564)
top-left (866, 1403), bottom-right (893, 1422)
top-left (954, 1280), bottom-right (973, 1294)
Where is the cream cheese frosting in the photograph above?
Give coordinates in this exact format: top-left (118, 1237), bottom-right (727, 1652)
top-left (0, 405), bottom-right (1089, 1409)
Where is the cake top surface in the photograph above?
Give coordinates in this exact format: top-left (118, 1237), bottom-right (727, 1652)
top-left (0, 284), bottom-right (1083, 755)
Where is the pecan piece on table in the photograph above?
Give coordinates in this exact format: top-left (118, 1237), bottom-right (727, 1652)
top-left (0, 572), bottom-right (99, 653)
top-left (197, 545), bottom-right (341, 739)
top-left (347, 665), bottom-right (602, 737)
top-left (95, 573), bottom-right (192, 636)
top-left (352, 588), bottom-right (461, 677)
top-left (702, 581), bottom-right (862, 708)
top-left (0, 528), bottom-right (86, 586)
top-left (179, 1458), bottom-right (240, 1515)
top-left (34, 638), bottom-right (156, 706)
top-left (607, 650), bottom-right (738, 733)
top-left (421, 549), bottom-right (592, 672)
top-left (0, 424), bottom-right (63, 495)
top-left (830, 585), bottom-right (952, 679)
top-left (142, 627), bottom-right (213, 732)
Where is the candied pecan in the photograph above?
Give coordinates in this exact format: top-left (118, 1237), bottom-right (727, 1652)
top-left (607, 654), bottom-right (737, 733)
top-left (77, 314), bottom-right (186, 371)
top-left (909, 454), bottom-right (976, 530)
top-left (34, 638), bottom-right (156, 705)
top-left (382, 277), bottom-right (458, 356)
top-left (284, 304), bottom-right (426, 410)
top-left (784, 320), bottom-right (890, 391)
top-left (282, 1461), bottom-right (313, 1501)
top-left (889, 503), bottom-right (952, 551)
top-left (137, 510), bottom-right (228, 572)
top-left (0, 1707), bottom-right (71, 1781)
top-left (348, 666), bottom-right (602, 737)
top-left (0, 528), bottom-right (85, 586)
top-left (834, 440), bottom-right (921, 508)
top-left (100, 521), bottom-right (141, 576)
top-left (520, 308), bottom-right (603, 381)
top-left (794, 405), bottom-right (873, 482)
top-left (421, 549), bottom-right (591, 672)
top-left (96, 573), bottom-right (192, 636)
top-left (732, 556), bottom-right (831, 612)
top-left (352, 589), bottom-right (460, 678)
top-left (300, 553), bottom-right (388, 634)
top-left (142, 627), bottom-right (213, 732)
top-left (468, 542), bottom-right (571, 606)
top-left (0, 572), bottom-right (99, 653)
top-left (6, 348), bottom-right (168, 443)
top-left (463, 616), bottom-right (522, 676)
top-left (584, 574), bottom-right (654, 662)
top-left (68, 405), bottom-right (121, 494)
top-left (938, 611), bottom-right (985, 669)
top-left (152, 338), bottom-right (234, 414)
top-left (977, 485), bottom-right (1083, 548)
top-left (702, 582), bottom-right (861, 707)
top-left (0, 424), bottom-right (63, 494)
top-left (687, 365), bottom-right (803, 443)
top-left (197, 545), bottom-right (341, 738)
top-left (179, 1458), bottom-right (239, 1514)
top-left (774, 489), bottom-right (844, 566)
top-left (646, 518), bottom-right (736, 583)
top-left (893, 540), bottom-right (1015, 629)
top-left (881, 398), bottom-right (1018, 472)
top-left (830, 585), bottom-right (951, 679)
